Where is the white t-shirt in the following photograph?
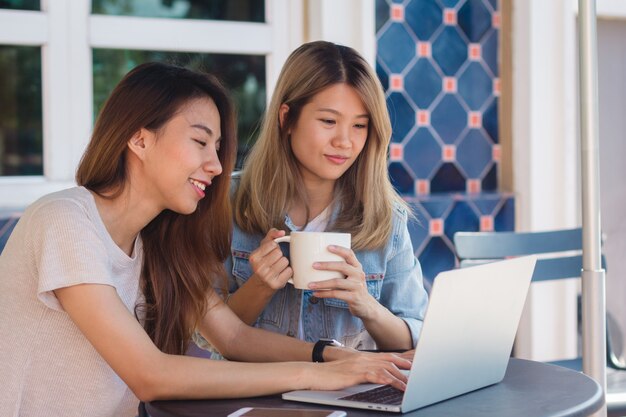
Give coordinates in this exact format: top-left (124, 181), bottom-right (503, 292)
top-left (0, 187), bottom-right (143, 417)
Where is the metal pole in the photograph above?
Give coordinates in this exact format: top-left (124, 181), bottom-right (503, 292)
top-left (578, 0), bottom-right (607, 415)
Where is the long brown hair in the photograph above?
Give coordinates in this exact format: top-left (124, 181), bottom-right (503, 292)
top-left (235, 41), bottom-right (406, 250)
top-left (76, 62), bottom-right (236, 354)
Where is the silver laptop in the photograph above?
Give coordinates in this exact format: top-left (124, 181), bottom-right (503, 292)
top-left (282, 255), bottom-right (537, 413)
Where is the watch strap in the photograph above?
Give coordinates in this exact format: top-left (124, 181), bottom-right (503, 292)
top-left (312, 339), bottom-right (342, 362)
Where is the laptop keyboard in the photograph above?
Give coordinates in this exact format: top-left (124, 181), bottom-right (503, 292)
top-left (339, 385), bottom-right (403, 405)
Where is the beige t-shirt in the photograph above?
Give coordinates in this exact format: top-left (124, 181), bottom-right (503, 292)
top-left (0, 187), bottom-right (143, 417)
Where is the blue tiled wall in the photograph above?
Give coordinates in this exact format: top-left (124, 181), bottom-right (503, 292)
top-left (376, 0), bottom-right (514, 285)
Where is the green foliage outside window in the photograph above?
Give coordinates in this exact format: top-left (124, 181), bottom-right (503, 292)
top-left (0, 0), bottom-right (39, 10)
top-left (91, 0), bottom-right (264, 22)
top-left (93, 49), bottom-right (266, 169)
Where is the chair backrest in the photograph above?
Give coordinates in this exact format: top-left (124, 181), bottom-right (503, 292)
top-left (453, 227), bottom-right (624, 370)
top-left (454, 228), bottom-right (606, 282)
top-left (0, 211), bottom-right (21, 254)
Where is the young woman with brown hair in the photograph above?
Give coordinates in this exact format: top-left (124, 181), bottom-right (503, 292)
top-left (0, 62), bottom-right (409, 417)
top-left (212, 41), bottom-right (429, 355)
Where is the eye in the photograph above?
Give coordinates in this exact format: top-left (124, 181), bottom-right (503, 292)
top-left (193, 139), bottom-right (207, 147)
top-left (354, 123), bottom-right (368, 129)
top-left (319, 118), bottom-right (336, 125)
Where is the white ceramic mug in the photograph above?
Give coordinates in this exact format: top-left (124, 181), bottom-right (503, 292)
top-left (274, 231), bottom-right (351, 289)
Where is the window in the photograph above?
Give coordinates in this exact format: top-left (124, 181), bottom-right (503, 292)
top-left (0, 0), bottom-right (39, 11)
top-left (92, 0), bottom-right (264, 22)
top-left (0, 45), bottom-right (42, 176)
top-left (0, 0), bottom-right (294, 207)
top-left (92, 49), bottom-right (266, 166)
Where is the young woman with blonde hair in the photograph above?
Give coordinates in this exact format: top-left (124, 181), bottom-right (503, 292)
top-left (218, 41), bottom-right (429, 355)
top-left (0, 62), bottom-right (410, 417)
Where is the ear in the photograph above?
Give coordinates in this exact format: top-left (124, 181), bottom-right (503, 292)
top-left (127, 128), bottom-right (154, 161)
top-left (278, 104), bottom-right (290, 132)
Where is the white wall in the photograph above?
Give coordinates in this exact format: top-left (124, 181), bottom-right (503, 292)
top-left (305, 0), bottom-right (375, 66)
top-left (511, 0), bottom-right (580, 361)
top-left (512, 0), bottom-right (626, 362)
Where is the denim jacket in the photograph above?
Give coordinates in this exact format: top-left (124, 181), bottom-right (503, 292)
top-left (224, 203), bottom-right (429, 350)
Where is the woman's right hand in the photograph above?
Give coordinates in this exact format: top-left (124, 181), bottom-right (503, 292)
top-left (249, 228), bottom-right (293, 290)
top-left (308, 355), bottom-right (409, 391)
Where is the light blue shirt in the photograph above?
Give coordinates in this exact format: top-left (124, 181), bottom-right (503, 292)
top-left (224, 203), bottom-right (429, 350)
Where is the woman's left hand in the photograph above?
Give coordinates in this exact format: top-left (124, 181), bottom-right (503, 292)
top-left (308, 245), bottom-right (380, 320)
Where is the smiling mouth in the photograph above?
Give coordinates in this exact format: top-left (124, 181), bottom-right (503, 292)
top-left (189, 178), bottom-right (207, 191)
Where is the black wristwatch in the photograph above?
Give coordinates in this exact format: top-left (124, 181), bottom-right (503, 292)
top-left (312, 338), bottom-right (344, 362)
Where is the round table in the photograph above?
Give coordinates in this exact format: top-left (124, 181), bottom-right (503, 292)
top-left (147, 358), bottom-right (604, 417)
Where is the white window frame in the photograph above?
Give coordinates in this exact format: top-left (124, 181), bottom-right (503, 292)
top-left (0, 0), bottom-right (299, 208)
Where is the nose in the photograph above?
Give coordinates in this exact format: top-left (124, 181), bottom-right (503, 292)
top-left (203, 148), bottom-right (223, 177)
top-left (331, 125), bottom-right (352, 149)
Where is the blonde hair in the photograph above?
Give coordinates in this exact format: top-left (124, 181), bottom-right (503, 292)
top-left (235, 41), bottom-right (407, 250)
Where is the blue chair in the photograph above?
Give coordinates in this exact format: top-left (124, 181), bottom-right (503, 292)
top-left (0, 210), bottom-right (21, 254)
top-left (454, 228), bottom-right (626, 412)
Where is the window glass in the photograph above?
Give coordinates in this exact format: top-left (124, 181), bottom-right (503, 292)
top-left (92, 0), bottom-right (264, 22)
top-left (93, 49), bottom-right (266, 168)
top-left (0, 0), bottom-right (39, 11)
top-left (0, 45), bottom-right (43, 176)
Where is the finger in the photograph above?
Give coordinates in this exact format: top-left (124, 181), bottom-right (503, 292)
top-left (313, 261), bottom-right (360, 277)
top-left (250, 241), bottom-right (281, 260)
top-left (398, 350), bottom-right (415, 362)
top-left (258, 255), bottom-right (290, 282)
top-left (364, 368), bottom-right (407, 391)
top-left (328, 245), bottom-right (360, 267)
top-left (278, 266), bottom-right (293, 282)
top-left (264, 246), bottom-right (287, 266)
top-left (380, 353), bottom-right (412, 370)
top-left (270, 257), bottom-right (291, 276)
top-left (383, 370), bottom-right (407, 391)
top-left (261, 228), bottom-right (286, 243)
top-left (308, 277), bottom-right (355, 290)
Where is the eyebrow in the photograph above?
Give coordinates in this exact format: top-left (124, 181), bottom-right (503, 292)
top-left (316, 108), bottom-right (369, 119)
top-left (191, 124), bottom-right (214, 136)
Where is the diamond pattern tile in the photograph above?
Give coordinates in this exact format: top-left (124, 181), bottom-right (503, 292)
top-left (431, 95), bottom-right (467, 144)
top-left (378, 23), bottom-right (416, 73)
top-left (444, 201), bottom-right (479, 241)
top-left (458, 62), bottom-right (493, 110)
top-left (457, 129), bottom-right (493, 178)
top-left (431, 163), bottom-right (465, 192)
top-left (405, 0), bottom-right (442, 41)
top-left (432, 27), bottom-right (468, 76)
top-left (458, 0), bottom-right (492, 42)
top-left (404, 59), bottom-right (442, 108)
top-left (405, 128), bottom-right (441, 178)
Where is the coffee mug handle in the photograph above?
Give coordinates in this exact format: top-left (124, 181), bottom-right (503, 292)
top-left (273, 236), bottom-right (293, 285)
